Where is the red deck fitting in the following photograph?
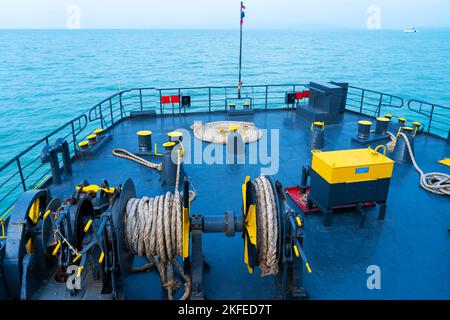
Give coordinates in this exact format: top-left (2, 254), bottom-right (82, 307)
top-left (285, 187), bottom-right (376, 214)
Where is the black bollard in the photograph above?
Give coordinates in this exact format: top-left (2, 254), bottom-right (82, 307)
top-left (160, 142), bottom-right (184, 188)
top-left (374, 117), bottom-right (390, 136)
top-left (93, 128), bottom-right (105, 137)
top-left (391, 127), bottom-right (415, 164)
top-left (137, 130), bottom-right (153, 152)
top-left (310, 122), bottom-right (325, 149)
top-left (357, 120), bottom-right (372, 140)
top-left (54, 138), bottom-right (72, 176)
top-left (87, 134), bottom-right (97, 146)
top-left (168, 131), bottom-right (183, 144)
top-left (40, 145), bottom-right (62, 185)
top-left (226, 125), bottom-right (245, 164)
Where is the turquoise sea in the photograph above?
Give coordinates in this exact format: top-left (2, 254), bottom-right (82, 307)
top-left (0, 29), bottom-right (450, 166)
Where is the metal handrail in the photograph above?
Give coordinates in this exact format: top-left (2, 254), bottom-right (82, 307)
top-left (0, 114), bottom-right (87, 172)
top-left (407, 99), bottom-right (450, 135)
top-left (0, 113), bottom-right (89, 219)
top-left (88, 89), bottom-right (135, 122)
top-left (346, 85), bottom-right (404, 117)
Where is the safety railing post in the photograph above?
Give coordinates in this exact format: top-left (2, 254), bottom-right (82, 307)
top-left (71, 122), bottom-right (77, 156)
top-left (292, 85), bottom-right (296, 109)
top-left (139, 89), bottom-right (143, 111)
top-left (159, 90), bottom-right (163, 115)
top-left (377, 93), bottom-right (383, 117)
top-left (428, 106), bottom-right (434, 135)
top-left (359, 89), bottom-right (365, 114)
top-left (209, 87), bottom-right (212, 113)
top-left (178, 88), bottom-right (182, 114)
top-left (99, 104), bottom-right (104, 129)
top-left (109, 98), bottom-right (114, 126)
top-left (119, 92), bottom-right (124, 119)
top-left (17, 159), bottom-right (26, 192)
top-left (265, 85), bottom-right (268, 110)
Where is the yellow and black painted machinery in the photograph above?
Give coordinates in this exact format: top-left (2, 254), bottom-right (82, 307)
top-left (299, 147), bottom-right (395, 226)
top-left (0, 174), bottom-right (311, 300)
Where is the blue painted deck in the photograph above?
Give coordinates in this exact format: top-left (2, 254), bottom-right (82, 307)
top-left (42, 109), bottom-right (450, 300)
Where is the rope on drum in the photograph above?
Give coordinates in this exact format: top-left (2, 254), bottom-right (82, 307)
top-left (124, 150), bottom-right (191, 300)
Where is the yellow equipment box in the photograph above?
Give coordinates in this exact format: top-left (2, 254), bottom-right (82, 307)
top-left (311, 148), bottom-right (395, 184)
top-left (438, 158), bottom-right (450, 167)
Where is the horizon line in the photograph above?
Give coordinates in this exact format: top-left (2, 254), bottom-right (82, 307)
top-left (0, 26), bottom-right (449, 31)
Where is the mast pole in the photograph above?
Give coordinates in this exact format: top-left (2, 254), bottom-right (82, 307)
top-left (238, 1), bottom-right (243, 99)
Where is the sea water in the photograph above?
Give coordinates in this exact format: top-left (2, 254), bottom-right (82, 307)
top-left (0, 29), bottom-right (449, 166)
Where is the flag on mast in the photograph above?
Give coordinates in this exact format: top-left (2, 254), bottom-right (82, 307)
top-left (240, 3), bottom-right (246, 25)
top-left (238, 2), bottom-right (246, 98)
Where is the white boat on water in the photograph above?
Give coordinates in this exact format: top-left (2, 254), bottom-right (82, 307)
top-left (404, 27), bottom-right (418, 33)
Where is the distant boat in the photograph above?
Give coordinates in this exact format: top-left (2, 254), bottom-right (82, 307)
top-left (404, 27), bottom-right (418, 33)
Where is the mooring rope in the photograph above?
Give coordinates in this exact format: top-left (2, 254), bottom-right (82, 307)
top-left (112, 148), bottom-right (162, 171)
top-left (124, 151), bottom-right (191, 300)
top-left (387, 132), bottom-right (450, 196)
top-left (251, 176), bottom-right (279, 276)
top-left (386, 131), bottom-right (398, 153)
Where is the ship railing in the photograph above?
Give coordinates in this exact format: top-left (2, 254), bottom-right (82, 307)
top-left (120, 84), bottom-right (308, 115)
top-left (159, 84), bottom-right (307, 114)
top-left (89, 89), bottom-right (129, 125)
top-left (407, 100), bottom-right (450, 137)
top-left (87, 84), bottom-right (309, 118)
top-left (346, 85), bottom-right (449, 137)
top-left (0, 114), bottom-right (88, 223)
top-left (346, 85), bottom-right (405, 117)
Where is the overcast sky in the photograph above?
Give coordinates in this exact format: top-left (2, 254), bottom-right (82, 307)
top-left (1, 0), bottom-right (450, 29)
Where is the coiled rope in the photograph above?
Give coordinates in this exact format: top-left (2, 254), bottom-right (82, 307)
top-left (252, 176), bottom-right (279, 276)
top-left (124, 151), bottom-right (192, 300)
top-left (112, 149), bottom-right (162, 172)
top-left (191, 121), bottom-right (262, 144)
top-left (387, 132), bottom-right (450, 196)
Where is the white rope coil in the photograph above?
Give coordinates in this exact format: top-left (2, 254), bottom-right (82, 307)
top-left (125, 192), bottom-right (190, 300)
top-left (124, 151), bottom-right (191, 300)
top-left (191, 121), bottom-right (262, 144)
top-left (112, 148), bottom-right (162, 171)
top-left (252, 176), bottom-right (279, 276)
top-left (387, 132), bottom-right (450, 196)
